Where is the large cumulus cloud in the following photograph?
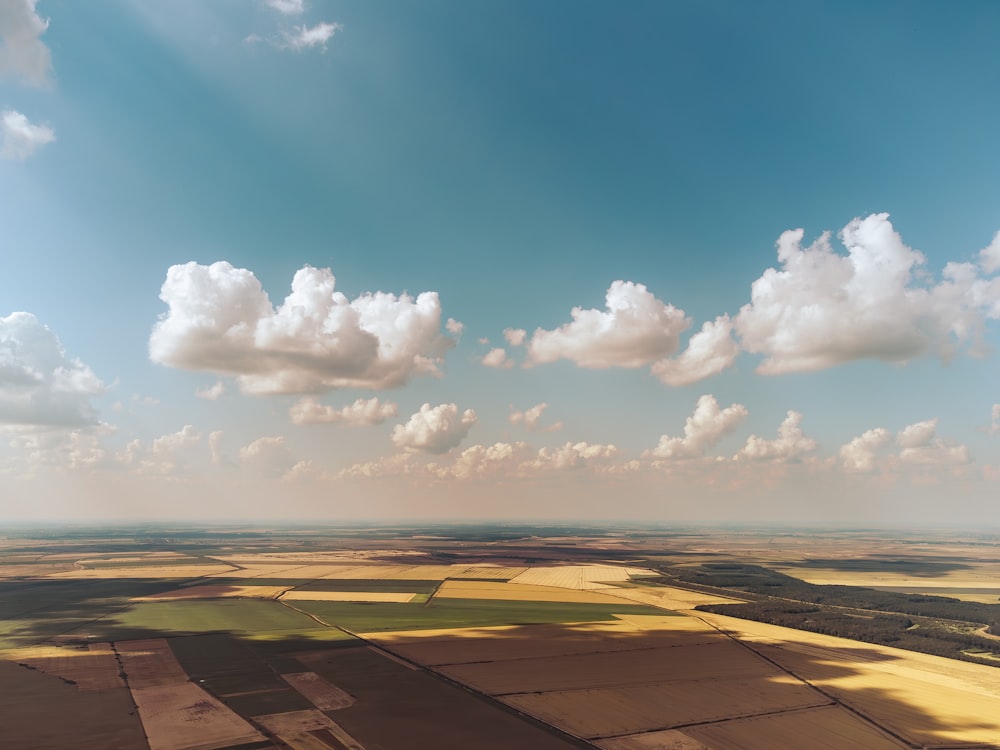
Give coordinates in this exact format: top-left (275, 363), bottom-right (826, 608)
top-left (0, 312), bottom-right (105, 427)
top-left (0, 0), bottom-right (51, 86)
top-left (390, 403), bottom-right (477, 454)
top-left (647, 394), bottom-right (748, 459)
top-left (526, 281), bottom-right (690, 369)
top-left (149, 262), bottom-right (454, 394)
top-left (735, 214), bottom-right (1000, 374)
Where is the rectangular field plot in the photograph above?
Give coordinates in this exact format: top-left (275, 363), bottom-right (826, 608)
top-left (0, 659), bottom-right (148, 750)
top-left (438, 640), bottom-right (783, 694)
top-left (281, 591), bottom-right (417, 603)
top-left (289, 645), bottom-right (590, 750)
top-left (113, 599), bottom-right (322, 637)
top-left (502, 676), bottom-right (828, 738)
top-left (289, 579), bottom-right (440, 594)
top-left (46, 564), bottom-right (235, 579)
top-left (282, 671), bottom-right (355, 710)
top-left (131, 682), bottom-right (266, 750)
top-left (5, 642), bottom-right (124, 691)
top-left (116, 638), bottom-right (190, 688)
top-left (370, 617), bottom-right (719, 667)
top-left (510, 565), bottom-right (657, 590)
top-left (134, 584), bottom-right (291, 601)
top-left (680, 705), bottom-right (908, 749)
top-left (595, 729), bottom-right (711, 750)
top-left (434, 579), bottom-right (635, 604)
top-left (295, 597), bottom-right (662, 633)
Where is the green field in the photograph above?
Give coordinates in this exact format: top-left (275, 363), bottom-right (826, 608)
top-left (293, 597), bottom-right (664, 632)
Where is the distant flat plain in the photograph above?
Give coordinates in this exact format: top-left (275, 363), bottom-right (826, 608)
top-left (1, 524), bottom-right (998, 749)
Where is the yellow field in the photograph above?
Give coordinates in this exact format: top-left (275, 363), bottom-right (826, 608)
top-left (3, 642), bottom-right (124, 691)
top-left (134, 584), bottom-right (291, 601)
top-left (696, 610), bottom-right (1000, 746)
top-left (770, 564), bottom-right (1000, 592)
top-left (434, 579), bottom-right (633, 604)
top-left (282, 672), bottom-right (355, 710)
top-left (131, 682), bottom-right (265, 750)
top-left (509, 565), bottom-right (657, 590)
top-left (280, 590), bottom-right (416, 603)
top-left (447, 565), bottom-right (529, 580)
top-left (45, 564), bottom-right (236, 579)
top-left (596, 584), bottom-right (744, 611)
top-left (205, 563), bottom-right (313, 578)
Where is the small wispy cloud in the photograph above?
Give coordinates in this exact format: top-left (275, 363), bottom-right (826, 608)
top-left (264, 0), bottom-right (305, 14)
top-left (284, 22), bottom-right (342, 51)
top-left (1, 109), bottom-right (55, 160)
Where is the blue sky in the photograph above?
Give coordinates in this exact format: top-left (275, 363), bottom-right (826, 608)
top-left (2, 0), bottom-right (999, 523)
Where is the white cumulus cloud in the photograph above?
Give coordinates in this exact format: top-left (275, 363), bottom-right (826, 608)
top-left (1, 109), bottom-right (54, 160)
top-left (646, 394), bottom-right (747, 459)
top-left (979, 232), bottom-right (1000, 275)
top-left (445, 318), bottom-right (464, 335)
top-left (503, 328), bottom-right (527, 347)
top-left (896, 419), bottom-right (969, 466)
top-left (481, 347), bottom-right (512, 369)
top-left (652, 315), bottom-right (739, 386)
top-left (526, 281), bottom-right (690, 369)
top-left (0, 0), bottom-right (51, 86)
top-left (735, 411), bottom-right (816, 462)
top-left (391, 403), bottom-right (477, 454)
top-left (509, 403), bottom-right (562, 432)
top-left (735, 214), bottom-right (1000, 374)
top-left (525, 442), bottom-right (620, 471)
top-left (0, 312), bottom-right (104, 427)
top-left (839, 427), bottom-right (891, 473)
top-left (149, 262), bottom-right (454, 394)
top-left (118, 425), bottom-right (201, 476)
top-left (239, 435), bottom-right (294, 474)
top-left (289, 396), bottom-right (397, 426)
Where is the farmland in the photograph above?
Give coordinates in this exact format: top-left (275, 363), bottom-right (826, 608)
top-left (1, 523), bottom-right (999, 748)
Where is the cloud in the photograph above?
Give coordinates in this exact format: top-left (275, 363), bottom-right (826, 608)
top-left (896, 418), bottom-right (969, 466)
top-left (991, 404), bottom-right (1000, 436)
top-left (525, 442), bottom-right (620, 471)
top-left (391, 403), bottom-right (477, 454)
top-left (652, 315), bottom-right (739, 386)
top-left (284, 22), bottom-right (341, 51)
top-left (289, 396), bottom-right (397, 426)
top-left (0, 312), bottom-right (105, 427)
top-left (195, 381), bottom-right (226, 400)
top-left (481, 347), bottom-right (512, 369)
top-left (646, 395), bottom-right (747, 459)
top-left (839, 427), bottom-right (891, 473)
top-left (735, 411), bottom-right (816, 462)
top-left (504, 328), bottom-right (526, 347)
top-left (264, 0), bottom-right (304, 13)
top-left (1, 109), bottom-right (54, 160)
top-left (526, 281), bottom-right (690, 369)
top-left (118, 425), bottom-right (201, 476)
top-left (979, 232), bottom-right (1000, 275)
top-left (445, 318), bottom-right (464, 336)
top-left (509, 403), bottom-right (562, 432)
top-left (239, 435), bottom-right (294, 474)
top-left (149, 262), bottom-right (454, 394)
top-left (208, 430), bottom-right (231, 467)
top-left (430, 441), bottom-right (533, 480)
top-left (0, 0), bottom-right (52, 86)
top-left (735, 214), bottom-right (1000, 374)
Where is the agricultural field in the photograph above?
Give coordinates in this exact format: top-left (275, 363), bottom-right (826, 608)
top-left (1, 524), bottom-right (999, 748)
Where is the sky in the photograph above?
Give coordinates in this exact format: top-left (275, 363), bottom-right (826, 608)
top-left (2, 0), bottom-right (999, 524)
